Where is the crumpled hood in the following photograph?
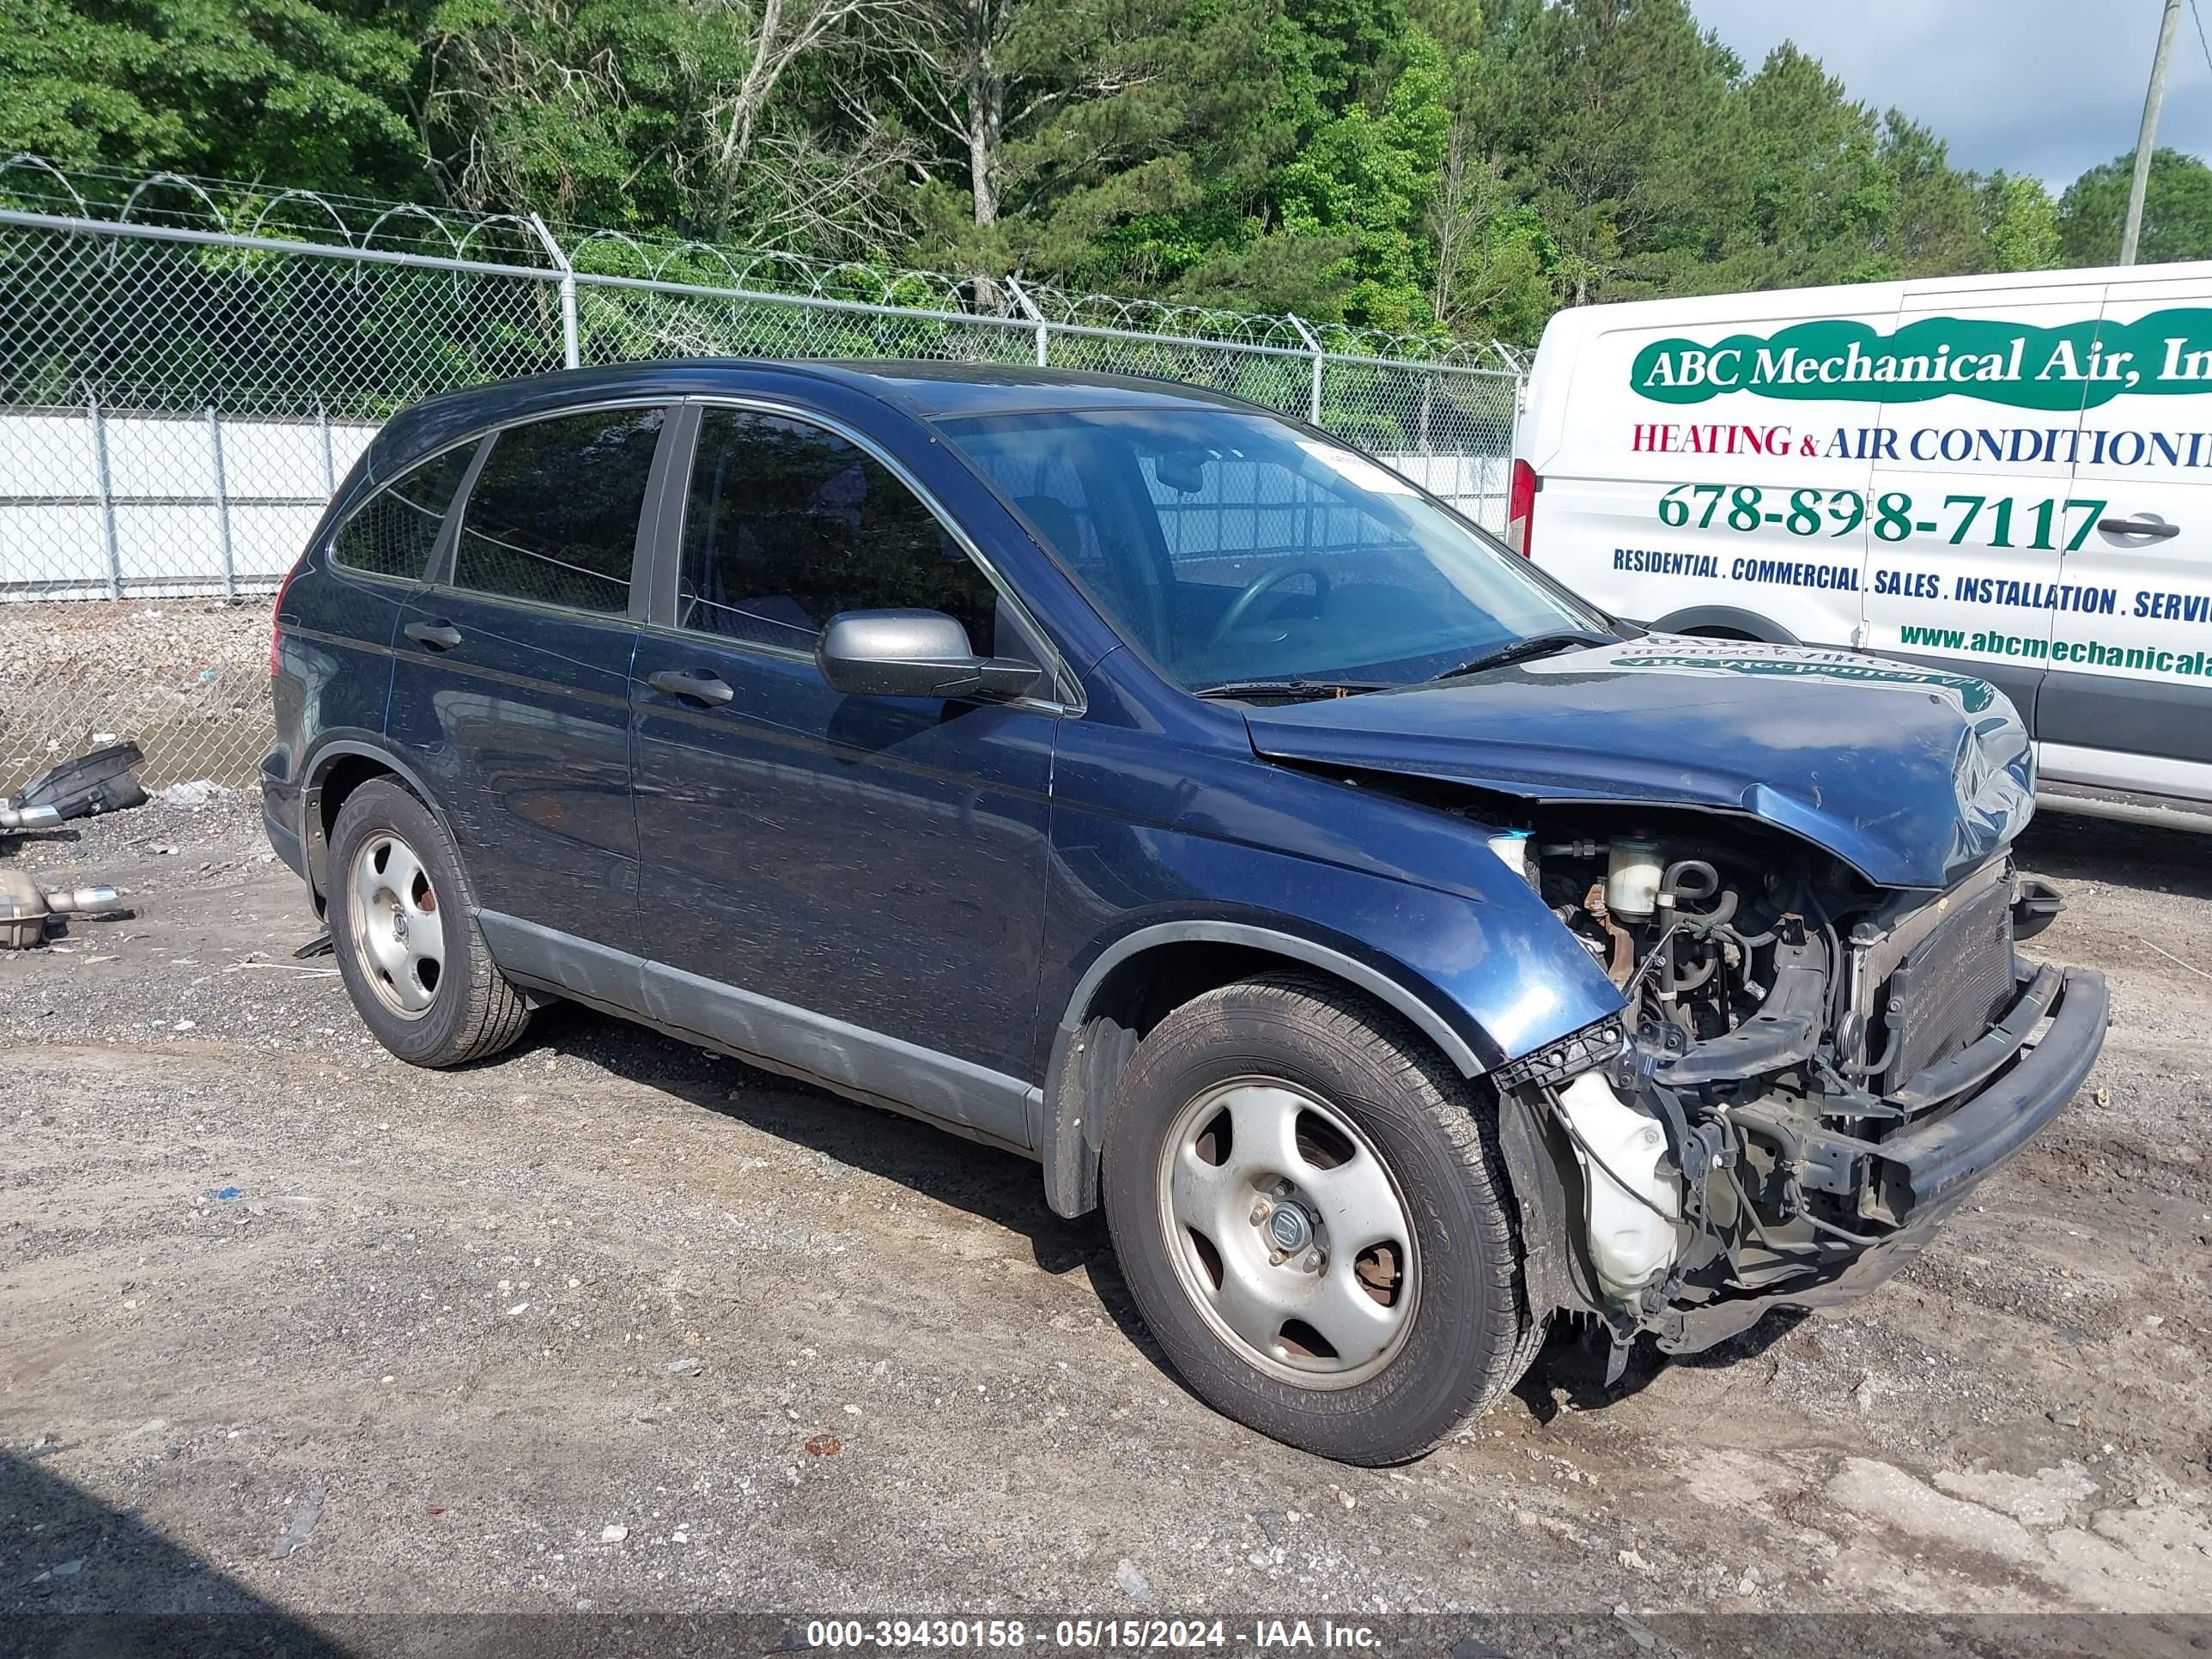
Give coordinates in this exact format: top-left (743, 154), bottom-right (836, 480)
top-left (1244, 638), bottom-right (2033, 891)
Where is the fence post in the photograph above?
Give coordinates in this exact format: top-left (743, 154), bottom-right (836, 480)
top-left (1005, 276), bottom-right (1049, 368)
top-left (86, 386), bottom-right (120, 600)
top-left (319, 404), bottom-right (336, 495)
top-left (208, 407), bottom-right (234, 601)
top-left (1286, 314), bottom-right (1325, 425)
top-left (528, 212), bottom-right (580, 369)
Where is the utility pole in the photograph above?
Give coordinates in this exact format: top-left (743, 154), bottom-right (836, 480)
top-left (2122, 0), bottom-right (2184, 265)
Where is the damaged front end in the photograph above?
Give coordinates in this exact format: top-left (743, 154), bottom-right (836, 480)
top-left (1486, 823), bottom-right (2108, 1370)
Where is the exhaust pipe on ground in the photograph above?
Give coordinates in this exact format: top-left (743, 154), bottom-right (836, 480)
top-left (0, 868), bottom-right (123, 950)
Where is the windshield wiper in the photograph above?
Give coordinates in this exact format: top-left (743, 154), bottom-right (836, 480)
top-left (1428, 630), bottom-right (1612, 683)
top-left (1192, 678), bottom-right (1392, 702)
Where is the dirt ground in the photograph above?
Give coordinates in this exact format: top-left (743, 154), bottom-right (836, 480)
top-left (2, 787), bottom-right (2209, 1637)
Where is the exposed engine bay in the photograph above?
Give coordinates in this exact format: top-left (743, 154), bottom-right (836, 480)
top-left (1479, 814), bottom-right (2097, 1368)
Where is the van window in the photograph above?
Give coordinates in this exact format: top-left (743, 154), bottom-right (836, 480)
top-left (678, 408), bottom-right (1007, 655)
top-left (452, 406), bottom-right (665, 614)
top-left (331, 443), bottom-right (478, 581)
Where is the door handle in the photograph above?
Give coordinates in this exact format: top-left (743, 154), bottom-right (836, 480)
top-left (2097, 515), bottom-right (2179, 540)
top-left (404, 619), bottom-right (463, 650)
top-left (647, 668), bottom-right (735, 707)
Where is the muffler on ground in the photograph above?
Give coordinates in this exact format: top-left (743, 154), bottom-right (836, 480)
top-left (0, 867), bottom-right (121, 949)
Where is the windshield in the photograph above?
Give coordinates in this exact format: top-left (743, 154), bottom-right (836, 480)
top-left (937, 407), bottom-right (1607, 693)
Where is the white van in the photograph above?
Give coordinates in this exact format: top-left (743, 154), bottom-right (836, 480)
top-left (1513, 264), bottom-right (2212, 826)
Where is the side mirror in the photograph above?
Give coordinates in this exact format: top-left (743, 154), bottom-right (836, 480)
top-left (815, 609), bottom-right (1046, 702)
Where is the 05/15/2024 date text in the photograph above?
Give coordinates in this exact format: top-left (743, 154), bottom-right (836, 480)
top-left (1657, 483), bottom-right (2110, 550)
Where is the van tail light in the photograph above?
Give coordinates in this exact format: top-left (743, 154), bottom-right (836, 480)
top-left (269, 563), bottom-right (299, 675)
top-left (1505, 459), bottom-right (1539, 557)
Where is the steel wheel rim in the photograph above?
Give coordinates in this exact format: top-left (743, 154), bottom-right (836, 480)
top-left (1156, 1076), bottom-right (1420, 1389)
top-left (346, 832), bottom-right (446, 1020)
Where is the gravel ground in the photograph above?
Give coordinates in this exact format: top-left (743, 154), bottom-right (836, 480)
top-left (1, 789), bottom-right (2209, 1632)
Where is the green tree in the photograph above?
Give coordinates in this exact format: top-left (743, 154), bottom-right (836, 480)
top-left (420, 0), bottom-right (918, 251)
top-left (1441, 2), bottom-right (2004, 314)
top-left (0, 0), bottom-right (420, 193)
top-left (2057, 147), bottom-right (2212, 267)
top-left (1691, 45), bottom-right (1894, 292)
top-left (1428, 131), bottom-right (1558, 343)
top-left (1273, 28), bottom-right (1453, 331)
top-left (1476, 0), bottom-right (1740, 304)
top-left (0, 0), bottom-right (2083, 349)
top-left (894, 0), bottom-right (1284, 291)
top-left (1982, 171), bottom-right (2060, 272)
top-left (1874, 112), bottom-right (1987, 276)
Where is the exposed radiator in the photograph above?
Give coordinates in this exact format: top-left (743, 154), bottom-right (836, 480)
top-left (1880, 875), bottom-right (2018, 1091)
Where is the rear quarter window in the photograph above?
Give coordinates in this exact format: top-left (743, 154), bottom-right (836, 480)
top-left (330, 443), bottom-right (479, 581)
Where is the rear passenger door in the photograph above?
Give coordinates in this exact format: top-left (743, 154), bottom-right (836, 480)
top-left (292, 441), bottom-right (483, 744)
top-left (386, 403), bottom-right (673, 962)
top-left (628, 402), bottom-right (1062, 1146)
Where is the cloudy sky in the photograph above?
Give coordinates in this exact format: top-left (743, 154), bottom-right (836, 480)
top-left (1695, 0), bottom-right (2212, 190)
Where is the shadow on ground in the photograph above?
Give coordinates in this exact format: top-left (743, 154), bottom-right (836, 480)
top-left (497, 1000), bottom-right (1197, 1401)
top-left (2019, 811), bottom-right (2212, 902)
top-left (0, 1448), bottom-right (349, 1650)
top-left (1513, 1307), bottom-right (1810, 1424)
top-left (494, 1000), bottom-right (1723, 1443)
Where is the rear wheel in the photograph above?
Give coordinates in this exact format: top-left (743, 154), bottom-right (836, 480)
top-left (329, 777), bottom-right (531, 1068)
top-left (1101, 973), bottom-right (1540, 1463)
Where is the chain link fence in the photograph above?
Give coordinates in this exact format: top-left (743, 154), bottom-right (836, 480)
top-left (0, 158), bottom-right (1525, 791)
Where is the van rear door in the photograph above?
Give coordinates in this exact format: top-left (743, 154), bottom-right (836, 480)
top-left (2028, 269), bottom-right (2212, 805)
top-left (1860, 279), bottom-right (2105, 728)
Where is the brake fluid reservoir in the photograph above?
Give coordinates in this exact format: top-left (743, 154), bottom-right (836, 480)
top-left (1557, 1071), bottom-right (1680, 1303)
top-left (1606, 837), bottom-right (1662, 920)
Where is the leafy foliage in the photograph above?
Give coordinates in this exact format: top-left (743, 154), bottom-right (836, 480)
top-left (2057, 148), bottom-right (2212, 269)
top-left (3, 0), bottom-right (2185, 344)
top-left (0, 0), bottom-right (419, 191)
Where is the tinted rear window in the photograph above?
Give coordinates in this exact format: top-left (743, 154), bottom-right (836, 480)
top-left (331, 443), bottom-right (477, 581)
top-left (452, 406), bottom-right (665, 614)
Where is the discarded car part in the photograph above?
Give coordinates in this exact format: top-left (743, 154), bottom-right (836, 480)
top-left (4, 742), bottom-right (148, 824)
top-left (0, 866), bottom-right (122, 950)
top-left (0, 803), bottom-right (64, 830)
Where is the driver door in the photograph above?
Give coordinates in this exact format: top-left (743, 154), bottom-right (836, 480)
top-left (628, 404), bottom-right (1063, 1143)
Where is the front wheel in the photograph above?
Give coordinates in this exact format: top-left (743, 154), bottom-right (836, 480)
top-left (1101, 974), bottom-right (1540, 1464)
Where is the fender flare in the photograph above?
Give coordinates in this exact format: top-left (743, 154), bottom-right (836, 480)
top-left (1035, 919), bottom-right (1491, 1218)
top-left (1646, 605), bottom-right (1799, 644)
top-left (298, 734), bottom-right (458, 899)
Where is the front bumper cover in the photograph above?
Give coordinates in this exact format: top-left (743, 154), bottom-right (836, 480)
top-left (1654, 963), bottom-right (2108, 1355)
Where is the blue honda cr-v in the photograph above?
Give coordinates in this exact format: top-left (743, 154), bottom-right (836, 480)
top-left (264, 361), bottom-right (2106, 1463)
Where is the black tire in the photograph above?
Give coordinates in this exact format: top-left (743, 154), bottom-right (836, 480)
top-left (1101, 973), bottom-right (1540, 1464)
top-left (327, 776), bottom-right (532, 1068)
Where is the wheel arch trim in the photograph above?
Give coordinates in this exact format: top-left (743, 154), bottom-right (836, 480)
top-left (299, 735), bottom-right (459, 901)
top-left (1036, 920), bottom-right (1492, 1218)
